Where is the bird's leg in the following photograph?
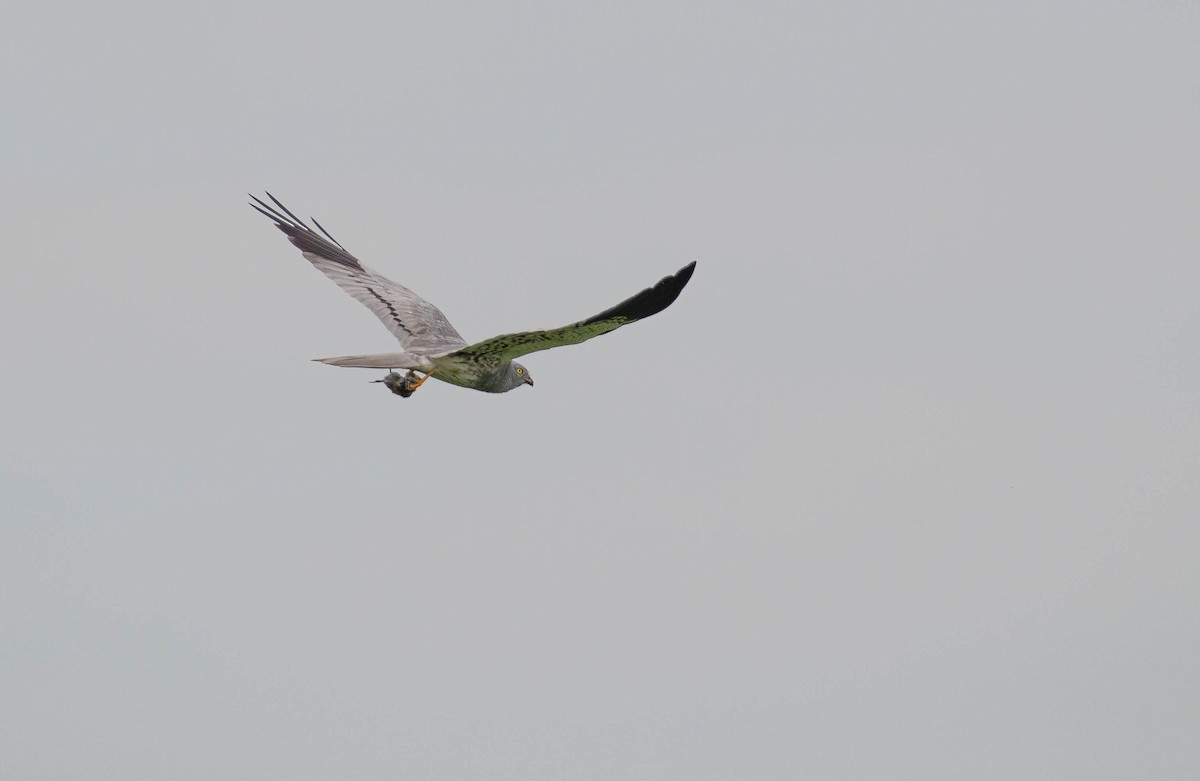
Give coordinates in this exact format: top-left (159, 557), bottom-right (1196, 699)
top-left (406, 370), bottom-right (434, 391)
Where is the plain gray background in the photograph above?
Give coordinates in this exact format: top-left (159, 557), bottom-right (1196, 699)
top-left (3, 2), bottom-right (1198, 778)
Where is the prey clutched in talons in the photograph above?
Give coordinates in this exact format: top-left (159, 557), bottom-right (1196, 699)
top-left (372, 370), bottom-right (427, 398)
top-left (407, 370), bottom-right (434, 391)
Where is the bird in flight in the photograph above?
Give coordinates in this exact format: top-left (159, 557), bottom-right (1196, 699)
top-left (251, 193), bottom-right (696, 397)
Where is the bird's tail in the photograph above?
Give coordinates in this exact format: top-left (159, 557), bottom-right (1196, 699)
top-left (314, 352), bottom-right (429, 369)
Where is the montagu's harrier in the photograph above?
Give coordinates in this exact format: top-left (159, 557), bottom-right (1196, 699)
top-left (251, 193), bottom-right (696, 397)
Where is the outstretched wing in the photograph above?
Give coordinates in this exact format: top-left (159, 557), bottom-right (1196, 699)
top-left (251, 193), bottom-right (468, 356)
top-left (451, 262), bottom-right (696, 363)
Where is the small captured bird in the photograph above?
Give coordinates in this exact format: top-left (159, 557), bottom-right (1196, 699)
top-left (251, 193), bottom-right (696, 397)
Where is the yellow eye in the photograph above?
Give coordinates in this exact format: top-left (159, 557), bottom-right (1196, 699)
top-left (516, 367), bottom-right (523, 374)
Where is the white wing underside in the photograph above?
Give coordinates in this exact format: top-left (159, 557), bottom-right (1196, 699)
top-left (250, 193), bottom-right (467, 357)
top-left (300, 252), bottom-right (468, 356)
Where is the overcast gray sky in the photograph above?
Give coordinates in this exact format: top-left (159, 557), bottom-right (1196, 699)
top-left (2, 2), bottom-right (1198, 779)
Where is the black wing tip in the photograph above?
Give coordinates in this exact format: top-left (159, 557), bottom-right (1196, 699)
top-left (631, 261), bottom-right (697, 319)
top-left (250, 191), bottom-right (361, 270)
top-left (580, 261), bottom-right (697, 328)
top-left (249, 192), bottom-right (303, 235)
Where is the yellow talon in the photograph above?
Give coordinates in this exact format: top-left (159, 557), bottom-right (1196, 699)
top-left (408, 371), bottom-right (433, 391)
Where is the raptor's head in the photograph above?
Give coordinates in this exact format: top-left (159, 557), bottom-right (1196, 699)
top-left (507, 362), bottom-right (534, 391)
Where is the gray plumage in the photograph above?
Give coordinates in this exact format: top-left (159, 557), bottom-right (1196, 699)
top-left (251, 193), bottom-right (696, 396)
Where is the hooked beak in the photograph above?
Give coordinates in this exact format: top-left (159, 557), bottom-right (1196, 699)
top-left (524, 375), bottom-right (535, 387)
